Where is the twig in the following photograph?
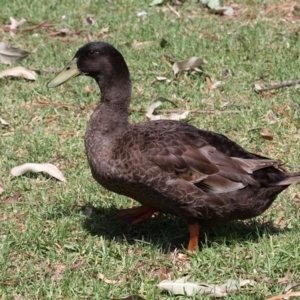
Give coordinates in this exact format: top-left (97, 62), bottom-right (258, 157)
top-left (22, 20), bottom-right (51, 32)
top-left (167, 3), bottom-right (181, 17)
top-left (255, 78), bottom-right (300, 92)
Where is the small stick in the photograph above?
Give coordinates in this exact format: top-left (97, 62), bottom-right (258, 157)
top-left (255, 78), bottom-right (300, 92)
top-left (167, 3), bottom-right (181, 17)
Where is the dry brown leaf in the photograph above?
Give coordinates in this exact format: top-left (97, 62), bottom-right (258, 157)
top-left (0, 117), bottom-right (9, 126)
top-left (0, 42), bottom-right (30, 65)
top-left (98, 27), bottom-right (109, 38)
top-left (98, 273), bottom-right (121, 284)
top-left (265, 291), bottom-right (300, 300)
top-left (82, 16), bottom-right (95, 26)
top-left (155, 76), bottom-right (172, 84)
top-left (48, 28), bottom-right (70, 37)
top-left (0, 179), bottom-right (4, 196)
top-left (146, 97), bottom-right (189, 121)
top-left (11, 163), bottom-right (66, 182)
top-left (51, 264), bottom-right (66, 282)
top-left (173, 56), bottom-right (205, 76)
top-left (0, 66), bottom-right (37, 80)
top-left (3, 190), bottom-right (22, 204)
top-left (261, 128), bottom-right (274, 140)
top-left (240, 279), bottom-right (255, 287)
top-left (9, 17), bottom-right (26, 30)
top-left (14, 294), bottom-right (23, 300)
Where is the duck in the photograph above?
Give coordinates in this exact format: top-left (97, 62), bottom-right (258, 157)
top-left (47, 41), bottom-right (300, 251)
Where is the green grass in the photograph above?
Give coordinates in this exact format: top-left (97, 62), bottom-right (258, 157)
top-left (1, 0), bottom-right (300, 299)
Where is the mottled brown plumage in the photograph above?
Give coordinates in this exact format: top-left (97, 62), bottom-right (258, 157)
top-left (48, 42), bottom-right (300, 251)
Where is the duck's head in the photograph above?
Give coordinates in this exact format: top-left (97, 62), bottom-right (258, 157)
top-left (47, 42), bottom-right (130, 88)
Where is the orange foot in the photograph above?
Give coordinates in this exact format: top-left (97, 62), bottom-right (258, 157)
top-left (117, 205), bottom-right (156, 225)
top-left (187, 222), bottom-right (200, 251)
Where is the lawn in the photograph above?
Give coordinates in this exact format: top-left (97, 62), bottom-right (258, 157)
top-left (1, 0), bottom-right (300, 299)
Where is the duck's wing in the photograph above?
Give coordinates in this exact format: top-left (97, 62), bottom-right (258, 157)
top-left (140, 130), bottom-right (278, 194)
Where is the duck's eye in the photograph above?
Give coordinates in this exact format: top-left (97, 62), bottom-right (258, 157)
top-left (87, 50), bottom-right (99, 56)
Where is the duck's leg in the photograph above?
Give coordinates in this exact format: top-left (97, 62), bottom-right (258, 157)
top-left (187, 222), bottom-right (200, 251)
top-left (117, 205), bottom-right (156, 225)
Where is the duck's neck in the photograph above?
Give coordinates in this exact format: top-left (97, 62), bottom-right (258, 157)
top-left (88, 75), bottom-right (131, 136)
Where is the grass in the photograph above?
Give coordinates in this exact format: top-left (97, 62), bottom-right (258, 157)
top-left (1, 0), bottom-right (300, 299)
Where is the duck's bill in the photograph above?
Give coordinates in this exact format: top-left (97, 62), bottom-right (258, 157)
top-left (47, 58), bottom-right (80, 88)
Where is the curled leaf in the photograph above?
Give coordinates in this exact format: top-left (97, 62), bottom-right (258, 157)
top-left (0, 67), bottom-right (37, 80)
top-left (261, 128), bottom-right (274, 141)
top-left (0, 42), bottom-right (30, 65)
top-left (11, 163), bottom-right (66, 182)
top-left (157, 276), bottom-right (239, 297)
top-left (146, 97), bottom-right (189, 121)
top-left (173, 57), bottom-right (204, 77)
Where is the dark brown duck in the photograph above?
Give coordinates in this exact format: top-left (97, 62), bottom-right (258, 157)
top-left (48, 42), bottom-right (300, 251)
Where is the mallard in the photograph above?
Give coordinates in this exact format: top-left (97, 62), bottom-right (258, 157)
top-left (47, 42), bottom-right (300, 251)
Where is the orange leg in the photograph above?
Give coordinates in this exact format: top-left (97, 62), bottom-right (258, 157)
top-left (117, 205), bottom-right (156, 225)
top-left (187, 222), bottom-right (200, 251)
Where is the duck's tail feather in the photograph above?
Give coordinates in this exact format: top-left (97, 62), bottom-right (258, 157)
top-left (277, 172), bottom-right (300, 186)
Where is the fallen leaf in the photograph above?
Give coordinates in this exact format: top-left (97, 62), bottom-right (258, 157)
top-left (278, 266), bottom-right (292, 284)
top-left (285, 281), bottom-right (297, 293)
top-left (98, 273), bottom-right (121, 284)
top-left (51, 264), bottom-right (66, 282)
top-left (155, 76), bottom-right (172, 84)
top-left (9, 17), bottom-right (26, 30)
top-left (0, 179), bottom-right (4, 196)
top-left (3, 190), bottom-right (22, 204)
top-left (214, 6), bottom-right (234, 16)
top-left (110, 295), bottom-right (147, 300)
top-left (149, 0), bottom-right (164, 6)
top-left (0, 42), bottom-right (30, 65)
top-left (200, 0), bottom-right (220, 9)
top-left (83, 16), bottom-right (94, 26)
top-left (254, 83), bottom-right (264, 92)
top-left (173, 57), bottom-right (204, 77)
top-left (11, 163), bottom-right (66, 182)
top-left (146, 97), bottom-right (189, 121)
top-left (0, 66), bottom-right (37, 80)
top-left (98, 27), bottom-right (109, 39)
top-left (265, 291), bottom-right (300, 300)
top-left (0, 117), bottom-right (9, 126)
top-left (239, 279), bottom-right (255, 287)
top-left (157, 276), bottom-right (239, 297)
top-left (48, 28), bottom-right (70, 37)
top-left (200, 0), bottom-right (234, 16)
top-left (261, 128), bottom-right (274, 140)
top-left (137, 11), bottom-right (148, 17)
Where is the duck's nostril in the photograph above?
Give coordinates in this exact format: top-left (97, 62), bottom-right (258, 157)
top-left (66, 67), bottom-right (70, 70)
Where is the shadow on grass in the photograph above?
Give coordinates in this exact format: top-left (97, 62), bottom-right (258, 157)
top-left (72, 204), bottom-right (289, 251)
top-left (43, 204), bottom-right (289, 251)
